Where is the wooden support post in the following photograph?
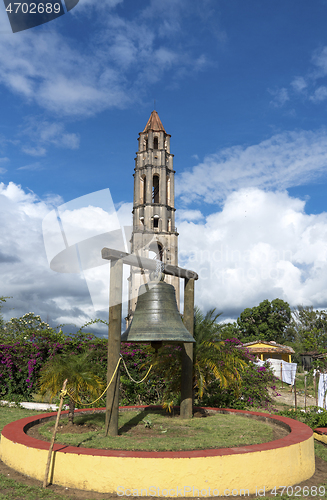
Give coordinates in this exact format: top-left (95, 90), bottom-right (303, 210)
top-left (304, 375), bottom-right (307, 412)
top-left (180, 278), bottom-right (194, 419)
top-left (294, 378), bottom-right (297, 411)
top-left (105, 258), bottom-right (123, 437)
top-left (315, 372), bottom-right (318, 406)
top-left (280, 363), bottom-right (283, 389)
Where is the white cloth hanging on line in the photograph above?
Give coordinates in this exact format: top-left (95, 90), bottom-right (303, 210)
top-left (265, 358), bottom-right (297, 385)
top-left (318, 373), bottom-right (327, 410)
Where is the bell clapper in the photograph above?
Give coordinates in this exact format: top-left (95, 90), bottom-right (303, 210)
top-left (151, 341), bottom-right (163, 352)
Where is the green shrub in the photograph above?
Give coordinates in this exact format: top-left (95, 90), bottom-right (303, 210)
top-left (201, 361), bottom-right (276, 410)
top-left (278, 406), bottom-right (327, 429)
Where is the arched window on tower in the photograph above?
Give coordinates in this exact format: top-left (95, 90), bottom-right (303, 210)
top-left (153, 137), bottom-right (158, 149)
top-left (157, 243), bottom-right (163, 261)
top-left (140, 175), bottom-right (146, 204)
top-left (153, 215), bottom-right (159, 229)
top-left (166, 176), bottom-right (171, 205)
top-left (149, 242), bottom-right (163, 261)
top-left (152, 175), bottom-right (159, 203)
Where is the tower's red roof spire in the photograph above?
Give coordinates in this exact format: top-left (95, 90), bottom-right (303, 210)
top-left (142, 110), bottom-right (166, 133)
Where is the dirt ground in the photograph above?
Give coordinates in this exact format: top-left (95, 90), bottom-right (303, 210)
top-left (271, 385), bottom-right (317, 410)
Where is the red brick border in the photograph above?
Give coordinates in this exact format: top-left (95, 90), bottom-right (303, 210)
top-left (314, 427), bottom-right (327, 435)
top-left (1, 406), bottom-right (312, 459)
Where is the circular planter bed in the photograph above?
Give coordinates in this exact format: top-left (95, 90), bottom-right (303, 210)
top-left (0, 406), bottom-right (315, 496)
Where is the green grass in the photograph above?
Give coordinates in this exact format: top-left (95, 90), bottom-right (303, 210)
top-left (0, 405), bottom-right (42, 434)
top-left (315, 440), bottom-right (327, 462)
top-left (37, 409), bottom-right (274, 451)
top-left (0, 475), bottom-right (71, 500)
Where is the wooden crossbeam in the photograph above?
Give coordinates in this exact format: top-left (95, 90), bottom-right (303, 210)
top-left (101, 248), bottom-right (198, 280)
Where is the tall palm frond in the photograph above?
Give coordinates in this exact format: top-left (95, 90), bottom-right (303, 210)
top-left (38, 352), bottom-right (104, 424)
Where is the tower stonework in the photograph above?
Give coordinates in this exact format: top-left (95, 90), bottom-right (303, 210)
top-left (127, 110), bottom-right (179, 323)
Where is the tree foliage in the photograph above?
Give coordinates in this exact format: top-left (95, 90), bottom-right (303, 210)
top-left (236, 298), bottom-right (291, 343)
top-left (219, 322), bottom-right (240, 340)
top-left (0, 308), bottom-right (107, 400)
top-left (290, 306), bottom-right (327, 353)
top-left (38, 352), bottom-right (105, 424)
top-left (2, 312), bottom-right (64, 343)
top-left (201, 361), bottom-right (276, 411)
top-left (0, 296), bottom-right (11, 330)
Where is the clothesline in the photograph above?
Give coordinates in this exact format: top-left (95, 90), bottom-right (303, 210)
top-left (254, 358), bottom-right (297, 385)
top-left (254, 360), bottom-right (327, 410)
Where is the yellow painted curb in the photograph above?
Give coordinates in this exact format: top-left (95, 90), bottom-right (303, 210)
top-left (0, 407), bottom-right (315, 496)
top-left (314, 432), bottom-right (327, 445)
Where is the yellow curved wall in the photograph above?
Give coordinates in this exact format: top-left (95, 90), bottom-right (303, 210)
top-left (0, 433), bottom-right (315, 495)
top-left (313, 432), bottom-right (327, 445)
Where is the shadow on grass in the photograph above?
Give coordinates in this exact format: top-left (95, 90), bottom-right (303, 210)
top-left (67, 407), bottom-right (164, 437)
top-left (118, 408), bottom-right (155, 435)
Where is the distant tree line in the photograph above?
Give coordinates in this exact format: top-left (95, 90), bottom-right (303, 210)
top-left (219, 298), bottom-right (327, 357)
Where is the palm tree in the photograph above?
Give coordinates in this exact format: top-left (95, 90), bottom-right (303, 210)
top-left (192, 307), bottom-right (247, 399)
top-left (38, 352), bottom-right (105, 424)
top-left (147, 307), bottom-right (247, 405)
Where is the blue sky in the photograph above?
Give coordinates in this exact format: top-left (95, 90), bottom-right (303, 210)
top-left (2, 0), bottom-right (327, 334)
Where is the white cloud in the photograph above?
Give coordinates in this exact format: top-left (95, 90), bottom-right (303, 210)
top-left (0, 182), bottom-right (94, 327)
top-left (291, 76), bottom-right (307, 93)
top-left (268, 87), bottom-right (290, 107)
top-left (176, 129), bottom-right (327, 204)
top-left (77, 0), bottom-right (123, 9)
top-left (178, 188), bottom-right (327, 317)
top-left (0, 1), bottom-right (212, 117)
top-left (0, 157), bottom-right (9, 174)
top-left (177, 209), bottom-right (204, 222)
top-left (17, 161), bottom-right (43, 171)
top-left (21, 147), bottom-right (47, 157)
top-left (310, 85), bottom-right (327, 102)
top-left (21, 119), bottom-right (80, 155)
top-left (0, 182), bottom-right (135, 330)
top-left (280, 46), bottom-right (327, 104)
top-left (2, 181), bottom-right (327, 328)
top-left (311, 46), bottom-right (327, 78)
top-left (0, 12), bottom-right (128, 116)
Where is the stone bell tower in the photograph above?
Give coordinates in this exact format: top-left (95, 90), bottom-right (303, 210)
top-left (127, 110), bottom-right (179, 323)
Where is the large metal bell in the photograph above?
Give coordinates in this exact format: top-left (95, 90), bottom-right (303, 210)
top-left (121, 280), bottom-right (195, 350)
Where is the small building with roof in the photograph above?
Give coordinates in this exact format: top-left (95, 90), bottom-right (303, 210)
top-left (300, 351), bottom-right (327, 370)
top-left (241, 340), bottom-right (294, 363)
